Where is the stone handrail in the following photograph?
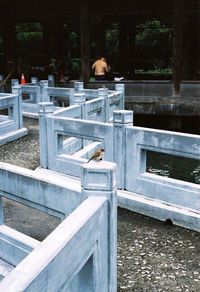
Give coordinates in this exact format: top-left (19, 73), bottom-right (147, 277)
top-left (0, 161), bottom-right (117, 291)
top-left (38, 104), bottom-right (200, 231)
top-left (0, 88), bottom-right (27, 145)
top-left (11, 78), bottom-right (124, 119)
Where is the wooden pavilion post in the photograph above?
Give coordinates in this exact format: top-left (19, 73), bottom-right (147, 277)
top-left (127, 17), bottom-right (136, 79)
top-left (173, 0), bottom-right (200, 94)
top-left (3, 22), bottom-right (16, 76)
top-left (95, 18), bottom-right (106, 59)
top-left (173, 0), bottom-right (186, 95)
top-left (80, 0), bottom-right (90, 87)
top-left (118, 15), bottom-right (136, 79)
top-left (184, 1), bottom-right (200, 80)
top-left (55, 21), bottom-right (65, 80)
top-left (118, 17), bottom-right (128, 77)
top-left (173, 0), bottom-right (182, 95)
top-left (42, 21), bottom-right (52, 66)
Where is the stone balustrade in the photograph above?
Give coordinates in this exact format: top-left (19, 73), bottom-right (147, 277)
top-left (0, 87), bottom-right (27, 145)
top-left (11, 78), bottom-right (124, 119)
top-left (0, 160), bottom-right (117, 291)
top-left (39, 103), bottom-right (200, 231)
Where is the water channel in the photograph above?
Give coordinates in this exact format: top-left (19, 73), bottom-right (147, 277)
top-left (147, 151), bottom-right (200, 184)
top-left (135, 114), bottom-right (200, 185)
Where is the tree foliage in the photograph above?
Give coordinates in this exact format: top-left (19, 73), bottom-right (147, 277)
top-left (0, 20), bottom-right (172, 77)
top-left (135, 20), bottom-right (172, 71)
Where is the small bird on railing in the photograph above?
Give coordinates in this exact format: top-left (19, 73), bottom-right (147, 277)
top-left (87, 148), bottom-right (105, 163)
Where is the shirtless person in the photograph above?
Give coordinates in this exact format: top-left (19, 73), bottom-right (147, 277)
top-left (92, 57), bottom-right (110, 80)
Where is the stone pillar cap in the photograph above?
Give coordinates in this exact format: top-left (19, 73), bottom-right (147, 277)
top-left (38, 102), bottom-right (54, 114)
top-left (74, 81), bottom-right (83, 90)
top-left (39, 80), bottom-right (48, 86)
top-left (113, 110), bottom-right (133, 124)
top-left (82, 161), bottom-right (117, 191)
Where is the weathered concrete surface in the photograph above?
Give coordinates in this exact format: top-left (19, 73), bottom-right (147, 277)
top-left (0, 117), bottom-right (200, 291)
top-left (180, 81), bottom-right (200, 97)
top-left (125, 96), bottom-right (200, 116)
top-left (68, 80), bottom-right (173, 98)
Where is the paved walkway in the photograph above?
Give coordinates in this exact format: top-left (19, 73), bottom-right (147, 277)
top-left (0, 118), bottom-right (200, 291)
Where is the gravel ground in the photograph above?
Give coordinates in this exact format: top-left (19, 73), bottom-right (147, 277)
top-left (0, 117), bottom-right (200, 292)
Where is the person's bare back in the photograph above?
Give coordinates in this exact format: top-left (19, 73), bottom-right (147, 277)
top-left (92, 57), bottom-right (110, 79)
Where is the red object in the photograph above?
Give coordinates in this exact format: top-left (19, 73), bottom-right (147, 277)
top-left (21, 73), bottom-right (26, 84)
top-left (60, 73), bottom-right (64, 81)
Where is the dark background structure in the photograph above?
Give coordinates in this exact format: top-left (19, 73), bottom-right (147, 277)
top-left (0, 0), bottom-right (200, 93)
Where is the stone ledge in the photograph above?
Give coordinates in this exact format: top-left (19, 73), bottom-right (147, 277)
top-left (118, 190), bottom-right (200, 232)
top-left (0, 128), bottom-right (28, 146)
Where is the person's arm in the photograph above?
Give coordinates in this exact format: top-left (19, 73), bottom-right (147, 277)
top-left (92, 62), bottom-right (96, 71)
top-left (104, 62), bottom-right (110, 73)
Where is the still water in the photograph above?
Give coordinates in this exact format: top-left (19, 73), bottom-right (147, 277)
top-left (147, 151), bottom-right (200, 184)
top-left (135, 114), bottom-right (200, 185)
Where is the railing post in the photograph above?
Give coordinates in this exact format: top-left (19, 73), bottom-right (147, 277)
top-left (39, 80), bottom-right (49, 102)
top-left (113, 110), bottom-right (133, 189)
top-left (12, 85), bottom-right (23, 129)
top-left (70, 81), bottom-right (84, 106)
top-left (38, 102), bottom-right (54, 168)
top-left (69, 88), bottom-right (74, 106)
top-left (30, 77), bottom-right (39, 102)
top-left (48, 75), bottom-right (55, 87)
top-left (11, 79), bottom-right (19, 88)
top-left (74, 81), bottom-right (83, 92)
top-left (115, 83), bottom-right (125, 110)
top-left (98, 88), bottom-right (108, 122)
top-left (74, 93), bottom-right (86, 119)
top-left (82, 161), bottom-right (117, 292)
top-left (31, 77), bottom-right (38, 85)
top-left (0, 194), bottom-right (3, 225)
top-left (74, 93), bottom-right (86, 148)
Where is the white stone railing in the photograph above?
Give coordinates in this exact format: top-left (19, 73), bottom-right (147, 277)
top-left (11, 79), bottom-right (124, 119)
top-left (0, 161), bottom-right (117, 291)
top-left (0, 87), bottom-right (27, 145)
top-left (39, 103), bottom-right (200, 231)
